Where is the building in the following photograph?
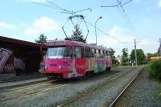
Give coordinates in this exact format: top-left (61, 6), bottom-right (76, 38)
top-left (0, 36), bottom-right (46, 75)
top-left (116, 55), bottom-right (122, 64)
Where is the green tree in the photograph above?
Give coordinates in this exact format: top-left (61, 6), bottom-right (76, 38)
top-left (70, 24), bottom-right (86, 42)
top-left (110, 48), bottom-right (116, 64)
top-left (130, 49), bottom-right (146, 65)
top-left (122, 48), bottom-right (128, 65)
top-left (110, 48), bottom-right (115, 57)
top-left (35, 34), bottom-right (47, 45)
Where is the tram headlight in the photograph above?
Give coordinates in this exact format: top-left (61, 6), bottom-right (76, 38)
top-left (58, 66), bottom-right (62, 69)
top-left (45, 65), bottom-right (48, 70)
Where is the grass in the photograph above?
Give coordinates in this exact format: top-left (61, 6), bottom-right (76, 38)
top-left (154, 82), bottom-right (161, 100)
top-left (144, 65), bottom-right (161, 100)
top-left (65, 104), bottom-right (73, 107)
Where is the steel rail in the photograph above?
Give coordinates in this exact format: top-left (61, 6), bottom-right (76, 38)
top-left (0, 83), bottom-right (68, 102)
top-left (108, 68), bottom-right (143, 107)
top-left (0, 80), bottom-right (55, 93)
top-left (57, 68), bottom-right (132, 107)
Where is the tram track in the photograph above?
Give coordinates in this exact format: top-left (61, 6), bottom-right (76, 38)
top-left (56, 68), bottom-right (133, 107)
top-left (0, 83), bottom-right (68, 102)
top-left (0, 67), bottom-right (134, 107)
top-left (0, 79), bottom-right (73, 102)
top-left (56, 68), bottom-right (143, 107)
top-left (0, 77), bottom-right (74, 94)
top-left (108, 68), bottom-right (143, 107)
top-left (0, 80), bottom-right (54, 93)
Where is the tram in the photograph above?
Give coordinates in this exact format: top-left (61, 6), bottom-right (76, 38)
top-left (41, 40), bottom-right (112, 79)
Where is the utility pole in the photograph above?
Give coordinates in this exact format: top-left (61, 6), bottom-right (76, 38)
top-left (134, 39), bottom-right (137, 66)
top-left (159, 38), bottom-right (161, 56)
top-left (127, 48), bottom-right (129, 66)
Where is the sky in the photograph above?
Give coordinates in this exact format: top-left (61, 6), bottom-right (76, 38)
top-left (0, 0), bottom-right (161, 56)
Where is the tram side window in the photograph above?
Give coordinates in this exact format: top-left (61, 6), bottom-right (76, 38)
top-left (106, 51), bottom-right (109, 56)
top-left (100, 50), bottom-right (103, 58)
top-left (96, 50), bottom-right (98, 58)
top-left (96, 50), bottom-right (100, 58)
top-left (104, 51), bottom-right (108, 58)
top-left (103, 51), bottom-right (105, 58)
top-left (74, 47), bottom-right (84, 58)
top-left (85, 48), bottom-right (90, 58)
top-left (99, 50), bottom-right (101, 58)
top-left (91, 49), bottom-right (95, 58)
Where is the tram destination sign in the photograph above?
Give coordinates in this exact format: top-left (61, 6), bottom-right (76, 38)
top-left (48, 41), bottom-right (64, 46)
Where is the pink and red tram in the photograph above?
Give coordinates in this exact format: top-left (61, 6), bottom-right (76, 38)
top-left (42, 40), bottom-right (112, 79)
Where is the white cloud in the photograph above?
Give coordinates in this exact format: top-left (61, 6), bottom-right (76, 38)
top-left (87, 26), bottom-right (134, 46)
top-left (87, 26), bottom-right (159, 56)
top-left (137, 40), bottom-right (159, 54)
top-left (158, 0), bottom-right (161, 7)
top-left (0, 22), bottom-right (15, 29)
top-left (25, 17), bottom-right (61, 35)
top-left (107, 26), bottom-right (134, 43)
top-left (24, 0), bottom-right (47, 3)
top-left (34, 17), bottom-right (61, 31)
top-left (24, 28), bottom-right (39, 35)
top-left (87, 26), bottom-right (134, 55)
top-left (138, 40), bottom-right (158, 47)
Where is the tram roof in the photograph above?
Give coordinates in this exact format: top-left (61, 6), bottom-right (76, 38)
top-left (47, 40), bottom-right (112, 51)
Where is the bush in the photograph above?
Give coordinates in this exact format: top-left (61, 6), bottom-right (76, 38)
top-left (142, 59), bottom-right (148, 64)
top-left (148, 59), bottom-right (161, 81)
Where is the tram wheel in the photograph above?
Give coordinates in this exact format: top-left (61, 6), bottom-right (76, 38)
top-left (47, 76), bottom-right (54, 80)
top-left (106, 67), bottom-right (111, 71)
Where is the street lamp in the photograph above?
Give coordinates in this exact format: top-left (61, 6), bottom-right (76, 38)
top-left (95, 16), bottom-right (102, 46)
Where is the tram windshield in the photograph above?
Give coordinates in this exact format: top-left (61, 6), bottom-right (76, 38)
top-left (46, 46), bottom-right (72, 58)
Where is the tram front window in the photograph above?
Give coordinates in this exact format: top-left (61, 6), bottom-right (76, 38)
top-left (46, 46), bottom-right (72, 58)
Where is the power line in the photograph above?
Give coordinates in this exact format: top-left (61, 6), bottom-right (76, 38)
top-left (117, 6), bottom-right (133, 30)
top-left (74, 8), bottom-right (90, 14)
top-left (101, 0), bottom-right (135, 31)
top-left (84, 19), bottom-right (127, 44)
top-left (45, 0), bottom-right (91, 15)
top-left (46, 0), bottom-right (65, 10)
top-left (121, 0), bottom-right (133, 6)
top-left (28, 0), bottom-right (91, 15)
top-left (120, 5), bottom-right (135, 30)
top-left (117, 0), bottom-right (135, 31)
top-left (27, 0), bottom-right (70, 12)
top-left (46, 0), bottom-right (69, 11)
top-left (27, 0), bottom-right (58, 9)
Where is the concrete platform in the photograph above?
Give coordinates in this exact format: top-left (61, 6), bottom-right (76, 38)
top-left (0, 72), bottom-right (47, 89)
top-left (0, 77), bottom-right (47, 89)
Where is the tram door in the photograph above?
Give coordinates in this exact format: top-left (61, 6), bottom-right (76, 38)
top-left (85, 48), bottom-right (91, 71)
top-left (74, 47), bottom-right (85, 75)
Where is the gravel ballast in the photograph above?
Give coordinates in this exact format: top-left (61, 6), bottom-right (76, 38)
top-left (64, 68), bottom-right (143, 107)
top-left (113, 69), bottom-right (161, 107)
top-left (0, 67), bottom-right (132, 107)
